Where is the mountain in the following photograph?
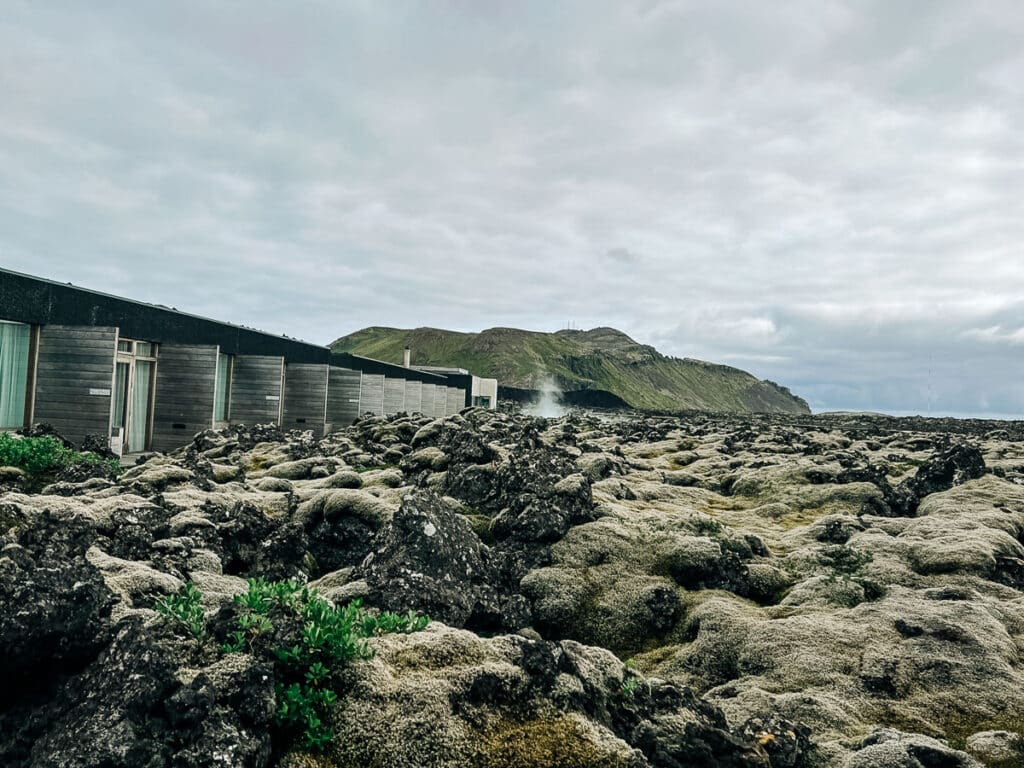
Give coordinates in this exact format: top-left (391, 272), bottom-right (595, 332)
top-left (330, 326), bottom-right (811, 414)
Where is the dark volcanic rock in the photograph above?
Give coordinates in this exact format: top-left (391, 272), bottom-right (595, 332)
top-left (14, 618), bottom-right (274, 768)
top-left (887, 441), bottom-right (987, 516)
top-left (357, 491), bottom-right (531, 632)
top-left (0, 510), bottom-right (115, 722)
top-left (608, 674), bottom-right (771, 768)
top-left (738, 715), bottom-right (815, 768)
top-left (216, 498), bottom-right (308, 580)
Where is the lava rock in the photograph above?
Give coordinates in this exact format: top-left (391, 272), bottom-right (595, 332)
top-left (357, 491), bottom-right (530, 631)
top-left (0, 510), bottom-right (115, 719)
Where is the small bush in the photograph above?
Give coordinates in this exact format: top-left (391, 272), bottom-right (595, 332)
top-left (0, 433), bottom-right (119, 485)
top-left (158, 578), bottom-right (429, 753)
top-left (615, 659), bottom-right (643, 700)
top-left (155, 582), bottom-right (206, 643)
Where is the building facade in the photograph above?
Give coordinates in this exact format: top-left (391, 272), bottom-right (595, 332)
top-left (411, 364), bottom-right (499, 410)
top-left (0, 269), bottom-right (491, 454)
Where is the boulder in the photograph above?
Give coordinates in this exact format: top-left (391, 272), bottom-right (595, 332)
top-left (357, 491), bottom-right (530, 632)
top-left (843, 728), bottom-right (981, 768)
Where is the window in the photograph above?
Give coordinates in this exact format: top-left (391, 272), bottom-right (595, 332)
top-left (0, 321), bottom-right (30, 428)
top-left (214, 353), bottom-right (231, 422)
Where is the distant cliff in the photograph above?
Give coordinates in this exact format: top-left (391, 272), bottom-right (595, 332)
top-left (330, 326), bottom-right (810, 414)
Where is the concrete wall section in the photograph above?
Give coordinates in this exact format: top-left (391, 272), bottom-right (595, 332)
top-left (433, 385), bottom-right (448, 418)
top-left (230, 355), bottom-right (284, 425)
top-left (151, 344), bottom-right (217, 452)
top-left (383, 377), bottom-right (406, 416)
top-left (33, 325), bottom-right (117, 446)
top-left (420, 383), bottom-right (435, 418)
top-left (359, 374), bottom-right (384, 417)
top-left (327, 367), bottom-right (361, 429)
top-left (283, 364), bottom-right (329, 436)
top-left (433, 387), bottom-right (447, 418)
top-left (404, 380), bottom-right (422, 415)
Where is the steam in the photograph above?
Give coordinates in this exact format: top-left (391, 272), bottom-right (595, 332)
top-left (525, 378), bottom-right (568, 418)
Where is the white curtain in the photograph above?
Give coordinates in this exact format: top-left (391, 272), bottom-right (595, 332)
top-left (0, 322), bottom-right (30, 428)
top-left (129, 361), bottom-right (151, 452)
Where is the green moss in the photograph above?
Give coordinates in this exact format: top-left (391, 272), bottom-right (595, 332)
top-left (870, 704), bottom-right (1024, 768)
top-left (246, 456), bottom-right (267, 472)
top-left (475, 716), bottom-right (630, 768)
top-left (462, 513), bottom-right (497, 546)
top-left (776, 506), bottom-right (831, 530)
top-left (637, 448), bottom-right (667, 459)
top-left (944, 714), bottom-right (1024, 767)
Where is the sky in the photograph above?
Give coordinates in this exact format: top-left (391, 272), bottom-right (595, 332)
top-left (1, 1), bottom-right (1022, 418)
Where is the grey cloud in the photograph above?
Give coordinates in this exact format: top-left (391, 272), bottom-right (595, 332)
top-left (606, 248), bottom-right (639, 264)
top-left (0, 1), bottom-right (1021, 416)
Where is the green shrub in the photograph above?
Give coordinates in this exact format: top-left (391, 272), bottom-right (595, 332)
top-left (0, 433), bottom-right (119, 484)
top-left (155, 582), bottom-right (206, 643)
top-left (615, 659), bottom-right (642, 700)
top-left (159, 577), bottom-right (430, 753)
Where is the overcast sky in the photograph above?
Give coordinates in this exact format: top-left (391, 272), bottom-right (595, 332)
top-left (1, 2), bottom-right (1021, 417)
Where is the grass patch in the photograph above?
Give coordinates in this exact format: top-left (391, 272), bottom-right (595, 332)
top-left (0, 433), bottom-right (119, 490)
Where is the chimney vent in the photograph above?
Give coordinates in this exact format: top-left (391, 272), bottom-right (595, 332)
top-left (403, 347), bottom-right (411, 367)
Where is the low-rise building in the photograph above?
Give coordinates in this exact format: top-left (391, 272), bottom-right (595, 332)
top-left (0, 269), bottom-right (494, 454)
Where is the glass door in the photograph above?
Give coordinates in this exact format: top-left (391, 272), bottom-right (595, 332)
top-left (113, 339), bottom-right (157, 454)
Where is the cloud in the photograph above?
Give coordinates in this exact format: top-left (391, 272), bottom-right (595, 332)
top-left (605, 247), bottom-right (638, 264)
top-left (961, 326), bottom-right (1024, 346)
top-left (0, 1), bottom-right (1021, 417)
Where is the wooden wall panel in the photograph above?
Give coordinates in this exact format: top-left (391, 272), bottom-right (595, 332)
top-left (326, 367), bottom-right (361, 429)
top-left (358, 374), bottom-right (384, 417)
top-left (151, 344), bottom-right (217, 452)
top-left (33, 325), bottom-right (116, 445)
top-left (230, 355), bottom-right (284, 425)
top-left (283, 364), bottom-right (329, 436)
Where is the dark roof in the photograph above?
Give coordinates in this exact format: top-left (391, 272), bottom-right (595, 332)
top-left (0, 267), bottom-right (329, 363)
top-left (329, 353), bottom-right (452, 384)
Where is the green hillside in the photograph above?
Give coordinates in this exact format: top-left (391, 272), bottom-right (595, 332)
top-left (330, 326), bottom-right (810, 414)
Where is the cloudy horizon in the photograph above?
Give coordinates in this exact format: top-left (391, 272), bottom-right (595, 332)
top-left (2, 1), bottom-right (1021, 418)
